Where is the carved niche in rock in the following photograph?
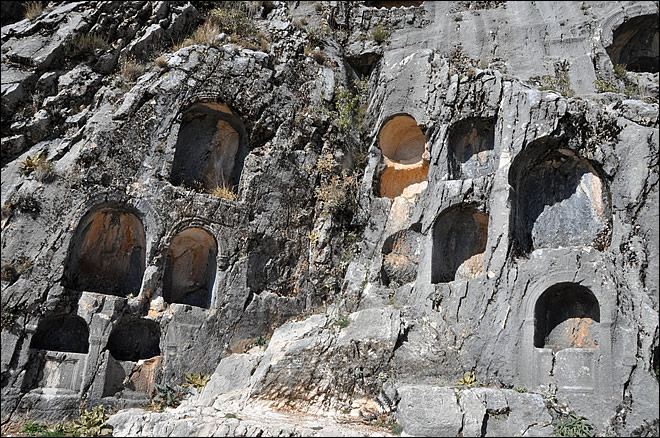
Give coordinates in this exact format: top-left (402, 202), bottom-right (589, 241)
top-left (64, 204), bottom-right (146, 297)
top-left (378, 114), bottom-right (429, 199)
top-left (431, 205), bottom-right (488, 283)
top-left (170, 102), bottom-right (248, 192)
top-left (162, 227), bottom-right (217, 308)
top-left (509, 138), bottom-right (611, 255)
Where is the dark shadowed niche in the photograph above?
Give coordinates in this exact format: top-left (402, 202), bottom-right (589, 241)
top-left (534, 282), bottom-right (600, 350)
top-left (64, 204), bottom-right (146, 297)
top-left (170, 102), bottom-right (249, 192)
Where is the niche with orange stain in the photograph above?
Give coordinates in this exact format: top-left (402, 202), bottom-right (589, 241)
top-left (534, 283), bottom-right (600, 350)
top-left (378, 114), bottom-right (429, 199)
top-left (162, 228), bottom-right (217, 308)
top-left (65, 206), bottom-right (146, 297)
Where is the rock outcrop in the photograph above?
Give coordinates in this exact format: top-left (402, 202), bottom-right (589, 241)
top-left (2, 1), bottom-right (658, 436)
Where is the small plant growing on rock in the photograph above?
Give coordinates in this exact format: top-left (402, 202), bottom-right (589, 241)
top-left (151, 382), bottom-right (189, 409)
top-left (514, 386), bottom-right (527, 393)
top-left (65, 34), bottom-right (109, 58)
top-left (18, 152), bottom-right (52, 178)
top-left (183, 373), bottom-right (211, 393)
top-left (614, 64), bottom-right (627, 80)
top-left (552, 413), bottom-right (594, 437)
top-left (336, 313), bottom-right (351, 329)
top-left (208, 183), bottom-right (237, 200)
top-left (155, 55), bottom-right (168, 68)
top-left (24, 2), bottom-right (44, 20)
top-left (370, 24), bottom-right (390, 43)
top-left (456, 370), bottom-right (477, 386)
top-left (594, 77), bottom-right (618, 93)
top-left (120, 59), bottom-right (146, 84)
top-left (69, 406), bottom-right (112, 437)
top-left (21, 422), bottom-right (47, 435)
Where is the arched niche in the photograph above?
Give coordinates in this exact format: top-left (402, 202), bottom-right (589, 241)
top-left (162, 227), bottom-right (217, 308)
top-left (431, 205), bottom-right (488, 283)
top-left (606, 14), bottom-right (659, 73)
top-left (170, 102), bottom-right (248, 192)
top-left (378, 114), bottom-right (429, 199)
top-left (534, 283), bottom-right (600, 350)
top-left (64, 205), bottom-right (146, 297)
top-left (365, 1), bottom-right (423, 8)
top-left (106, 317), bottom-right (161, 362)
top-left (447, 117), bottom-right (496, 179)
top-left (381, 226), bottom-right (422, 287)
top-left (29, 315), bottom-right (89, 354)
top-left (509, 138), bottom-right (611, 255)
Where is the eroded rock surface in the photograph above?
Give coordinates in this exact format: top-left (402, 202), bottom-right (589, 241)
top-left (1, 1), bottom-right (658, 437)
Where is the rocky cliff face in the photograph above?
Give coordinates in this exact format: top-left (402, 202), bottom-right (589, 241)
top-left (1, 1), bottom-right (658, 436)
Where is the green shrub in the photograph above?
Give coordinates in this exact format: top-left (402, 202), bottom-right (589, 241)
top-left (69, 406), bottom-right (112, 437)
top-left (614, 64), bottom-right (627, 80)
top-left (151, 382), bottom-right (189, 409)
top-left (254, 335), bottom-right (270, 347)
top-left (552, 413), bottom-right (594, 437)
top-left (513, 386), bottom-right (527, 393)
top-left (65, 34), bottom-right (109, 58)
top-left (594, 77), bottom-right (618, 93)
top-left (21, 422), bottom-right (47, 435)
top-left (391, 422), bottom-right (403, 435)
top-left (336, 314), bottom-right (351, 329)
top-left (183, 373), bottom-right (211, 393)
top-left (370, 24), bottom-right (390, 43)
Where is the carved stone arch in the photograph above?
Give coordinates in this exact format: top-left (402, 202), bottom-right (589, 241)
top-left (605, 14), bottom-right (659, 73)
top-left (170, 101), bottom-right (249, 192)
top-left (29, 314), bottom-right (89, 354)
top-left (162, 227), bottom-right (217, 308)
top-left (508, 137), bottom-right (611, 255)
top-left (431, 204), bottom-right (489, 283)
top-left (64, 203), bottom-right (146, 297)
top-left (446, 116), bottom-right (496, 179)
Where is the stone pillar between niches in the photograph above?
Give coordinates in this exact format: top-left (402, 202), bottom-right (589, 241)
top-left (378, 114), bottom-right (429, 199)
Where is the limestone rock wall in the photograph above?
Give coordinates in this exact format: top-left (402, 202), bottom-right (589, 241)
top-left (1, 1), bottom-right (658, 436)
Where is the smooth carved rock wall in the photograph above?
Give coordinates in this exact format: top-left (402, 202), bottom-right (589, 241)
top-left (378, 115), bottom-right (429, 198)
top-left (509, 139), bottom-right (611, 255)
top-left (65, 206), bottom-right (146, 297)
top-left (162, 228), bottom-right (217, 308)
top-left (606, 14), bottom-right (659, 73)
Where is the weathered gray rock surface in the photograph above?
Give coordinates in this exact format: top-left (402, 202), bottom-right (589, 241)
top-left (1, 1), bottom-right (658, 437)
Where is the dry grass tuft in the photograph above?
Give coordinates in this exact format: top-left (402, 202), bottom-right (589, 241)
top-left (25, 1), bottom-right (44, 20)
